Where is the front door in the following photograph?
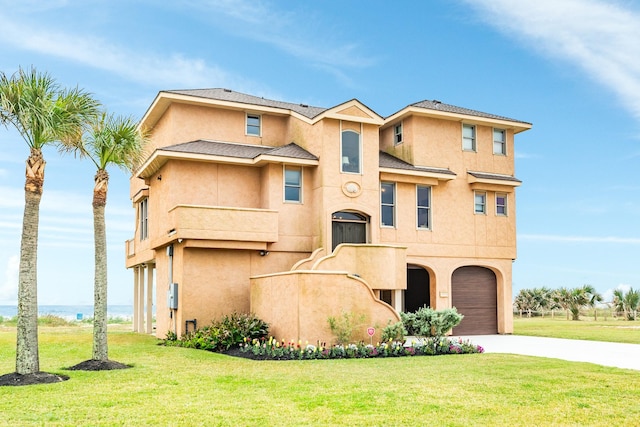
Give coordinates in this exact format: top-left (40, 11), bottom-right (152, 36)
top-left (331, 211), bottom-right (368, 251)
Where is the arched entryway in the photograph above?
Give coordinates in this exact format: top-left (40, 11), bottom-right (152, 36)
top-left (404, 265), bottom-right (430, 313)
top-left (451, 266), bottom-right (498, 335)
top-left (331, 211), bottom-right (368, 251)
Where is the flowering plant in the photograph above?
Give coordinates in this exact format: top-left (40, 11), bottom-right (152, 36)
top-left (239, 336), bottom-right (483, 360)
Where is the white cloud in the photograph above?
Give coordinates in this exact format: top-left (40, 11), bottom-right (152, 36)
top-left (463, 0), bottom-right (640, 121)
top-left (182, 0), bottom-right (377, 71)
top-left (519, 234), bottom-right (640, 244)
top-left (0, 255), bottom-right (18, 304)
top-left (0, 13), bottom-right (244, 91)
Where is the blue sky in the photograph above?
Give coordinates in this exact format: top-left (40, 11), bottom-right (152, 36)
top-left (1, 0), bottom-right (639, 306)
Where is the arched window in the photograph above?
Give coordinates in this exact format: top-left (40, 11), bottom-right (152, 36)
top-left (341, 130), bottom-right (361, 173)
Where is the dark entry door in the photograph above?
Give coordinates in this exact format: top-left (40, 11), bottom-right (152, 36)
top-left (405, 266), bottom-right (430, 313)
top-left (331, 211), bottom-right (367, 251)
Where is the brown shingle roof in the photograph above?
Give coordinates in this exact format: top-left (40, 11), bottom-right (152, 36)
top-left (162, 140), bottom-right (318, 161)
top-left (467, 171), bottom-right (522, 183)
top-left (379, 151), bottom-right (456, 176)
top-left (165, 88), bottom-right (328, 119)
top-left (408, 100), bottom-right (531, 125)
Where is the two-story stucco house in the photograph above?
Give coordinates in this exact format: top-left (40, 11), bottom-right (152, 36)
top-left (126, 89), bottom-right (531, 343)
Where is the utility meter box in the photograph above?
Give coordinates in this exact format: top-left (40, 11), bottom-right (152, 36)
top-left (167, 283), bottom-right (178, 309)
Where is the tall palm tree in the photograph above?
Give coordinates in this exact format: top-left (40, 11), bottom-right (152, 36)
top-left (0, 67), bottom-right (99, 377)
top-left (69, 112), bottom-right (147, 367)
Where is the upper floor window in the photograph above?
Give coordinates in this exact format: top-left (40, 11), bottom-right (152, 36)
top-left (246, 114), bottom-right (261, 136)
top-left (341, 130), bottom-right (361, 173)
top-left (493, 128), bottom-right (506, 155)
top-left (496, 193), bottom-right (507, 216)
top-left (417, 186), bottom-right (431, 229)
top-left (139, 198), bottom-right (148, 240)
top-left (381, 182), bottom-right (396, 227)
top-left (394, 122), bottom-right (403, 145)
top-left (284, 166), bottom-right (302, 203)
top-left (463, 124), bottom-right (476, 151)
top-left (474, 191), bottom-right (486, 214)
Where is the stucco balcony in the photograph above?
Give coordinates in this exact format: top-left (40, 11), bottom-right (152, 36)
top-left (163, 204), bottom-right (279, 244)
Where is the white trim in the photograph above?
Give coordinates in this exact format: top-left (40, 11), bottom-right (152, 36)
top-left (246, 113), bottom-right (262, 137)
top-left (462, 123), bottom-right (477, 152)
top-left (496, 192), bottom-right (508, 216)
top-left (340, 122), bottom-right (362, 174)
top-left (283, 164), bottom-right (303, 204)
top-left (380, 181), bottom-right (396, 227)
top-left (416, 185), bottom-right (432, 230)
top-left (474, 191), bottom-right (487, 215)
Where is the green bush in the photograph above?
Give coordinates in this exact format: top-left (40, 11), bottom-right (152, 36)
top-left (381, 320), bottom-right (406, 342)
top-left (328, 311), bottom-right (366, 345)
top-left (400, 307), bottom-right (463, 339)
top-left (166, 312), bottom-right (269, 351)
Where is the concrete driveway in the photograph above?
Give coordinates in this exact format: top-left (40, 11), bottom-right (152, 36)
top-left (457, 335), bottom-right (640, 371)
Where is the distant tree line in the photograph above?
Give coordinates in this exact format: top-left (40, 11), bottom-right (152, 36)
top-left (514, 285), bottom-right (640, 321)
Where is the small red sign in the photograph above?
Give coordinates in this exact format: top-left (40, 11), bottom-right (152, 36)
top-left (367, 327), bottom-right (375, 337)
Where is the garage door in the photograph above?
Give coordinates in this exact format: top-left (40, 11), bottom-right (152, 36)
top-left (451, 266), bottom-right (497, 335)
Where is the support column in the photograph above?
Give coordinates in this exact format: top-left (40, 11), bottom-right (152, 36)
top-left (394, 289), bottom-right (404, 313)
top-left (133, 266), bottom-right (140, 332)
top-left (146, 264), bottom-right (154, 334)
top-left (137, 265), bottom-right (145, 332)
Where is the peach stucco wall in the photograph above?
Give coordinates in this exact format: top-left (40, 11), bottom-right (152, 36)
top-left (251, 271), bottom-right (401, 344)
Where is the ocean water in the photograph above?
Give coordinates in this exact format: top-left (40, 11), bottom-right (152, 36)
top-left (0, 305), bottom-right (135, 321)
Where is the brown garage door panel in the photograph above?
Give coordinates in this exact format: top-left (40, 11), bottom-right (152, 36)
top-left (451, 267), bottom-right (498, 335)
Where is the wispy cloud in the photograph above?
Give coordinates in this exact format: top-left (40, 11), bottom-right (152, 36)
top-left (182, 0), bottom-right (377, 79)
top-left (519, 234), bottom-right (640, 244)
top-left (0, 11), bottom-right (253, 91)
top-left (463, 0), bottom-right (640, 121)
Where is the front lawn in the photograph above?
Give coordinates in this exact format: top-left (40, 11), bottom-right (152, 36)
top-left (0, 326), bottom-right (639, 426)
top-left (514, 316), bottom-right (640, 344)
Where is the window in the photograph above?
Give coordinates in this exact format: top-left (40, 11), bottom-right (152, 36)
top-left (246, 114), bottom-right (261, 136)
top-left (474, 191), bottom-right (486, 214)
top-left (284, 166), bottom-right (302, 203)
top-left (496, 193), bottom-right (507, 216)
top-left (417, 186), bottom-right (431, 229)
top-left (381, 182), bottom-right (395, 227)
top-left (463, 124), bottom-right (476, 151)
top-left (394, 122), bottom-right (403, 145)
top-left (139, 198), bottom-right (148, 240)
top-left (493, 128), bottom-right (506, 155)
top-left (341, 130), bottom-right (361, 173)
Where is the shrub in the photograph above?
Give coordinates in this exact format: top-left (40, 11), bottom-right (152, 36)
top-left (328, 311), bottom-right (366, 345)
top-left (164, 312), bottom-right (269, 351)
top-left (381, 320), bottom-right (406, 342)
top-left (400, 307), bottom-right (463, 339)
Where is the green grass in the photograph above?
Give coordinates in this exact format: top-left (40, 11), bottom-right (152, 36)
top-left (514, 316), bottom-right (640, 344)
top-left (1, 325), bottom-right (639, 426)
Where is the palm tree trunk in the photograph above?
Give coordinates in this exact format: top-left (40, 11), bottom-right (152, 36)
top-left (92, 169), bottom-right (109, 361)
top-left (16, 148), bottom-right (45, 374)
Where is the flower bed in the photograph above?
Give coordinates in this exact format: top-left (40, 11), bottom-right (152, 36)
top-left (231, 336), bottom-right (484, 360)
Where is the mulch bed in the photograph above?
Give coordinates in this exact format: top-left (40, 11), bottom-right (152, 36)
top-left (0, 371), bottom-right (69, 387)
top-left (66, 359), bottom-right (131, 371)
top-left (0, 359), bottom-right (131, 386)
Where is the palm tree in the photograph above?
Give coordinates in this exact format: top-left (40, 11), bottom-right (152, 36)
top-left (612, 288), bottom-right (639, 321)
top-left (554, 285), bottom-right (602, 321)
top-left (0, 67), bottom-right (99, 378)
top-left (68, 112), bottom-right (147, 368)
